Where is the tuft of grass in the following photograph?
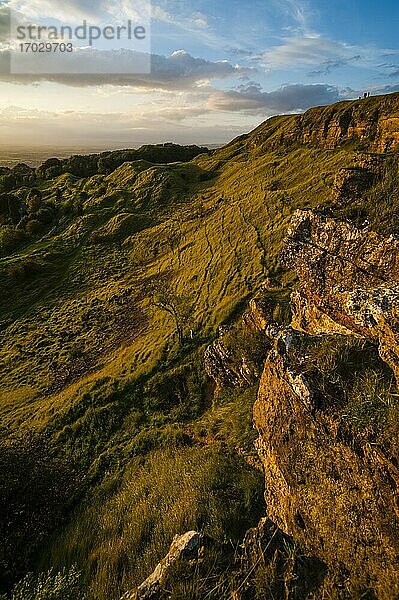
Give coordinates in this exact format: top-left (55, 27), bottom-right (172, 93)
top-left (344, 370), bottom-right (397, 431)
top-left (0, 566), bottom-right (87, 600)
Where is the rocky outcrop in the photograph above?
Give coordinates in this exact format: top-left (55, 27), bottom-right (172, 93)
top-left (120, 531), bottom-right (212, 600)
top-left (125, 518), bottom-right (326, 600)
top-left (126, 209), bottom-right (399, 599)
top-left (331, 154), bottom-right (385, 205)
top-left (253, 327), bottom-right (399, 598)
top-left (298, 96), bottom-right (398, 152)
top-left (249, 210), bottom-right (399, 597)
top-left (290, 289), bottom-right (355, 336)
top-left (204, 328), bottom-right (260, 388)
top-left (282, 209), bottom-right (399, 378)
top-left (243, 296), bottom-right (274, 332)
top-left (204, 302), bottom-right (273, 389)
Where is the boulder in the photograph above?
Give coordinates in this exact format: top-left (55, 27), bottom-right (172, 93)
top-left (120, 531), bottom-right (211, 600)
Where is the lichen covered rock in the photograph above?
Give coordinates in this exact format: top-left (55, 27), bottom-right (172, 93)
top-left (204, 332), bottom-right (260, 388)
top-left (254, 328), bottom-right (399, 598)
top-left (283, 209), bottom-right (399, 378)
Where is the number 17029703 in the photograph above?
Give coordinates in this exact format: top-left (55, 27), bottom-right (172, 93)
top-left (19, 42), bottom-right (73, 52)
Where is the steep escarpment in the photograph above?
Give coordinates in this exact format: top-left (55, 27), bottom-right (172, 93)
top-left (238, 92), bottom-right (399, 154)
top-left (255, 329), bottom-right (399, 598)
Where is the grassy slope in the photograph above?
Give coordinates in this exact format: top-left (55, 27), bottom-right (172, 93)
top-left (3, 97), bottom-right (398, 598)
top-left (0, 145), bottom-right (351, 421)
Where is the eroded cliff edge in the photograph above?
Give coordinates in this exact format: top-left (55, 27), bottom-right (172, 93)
top-left (245, 92), bottom-right (399, 153)
top-left (254, 210), bottom-right (399, 598)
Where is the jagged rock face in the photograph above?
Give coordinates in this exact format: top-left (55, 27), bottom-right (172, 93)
top-left (298, 95), bottom-right (399, 152)
top-left (254, 330), bottom-right (399, 598)
top-left (243, 296), bottom-right (274, 332)
top-left (204, 306), bottom-right (272, 389)
top-left (204, 334), bottom-right (259, 388)
top-left (284, 209), bottom-right (399, 291)
top-left (290, 289), bottom-right (355, 336)
top-left (331, 154), bottom-right (384, 205)
top-left (283, 209), bottom-right (399, 377)
top-left (355, 152), bottom-right (387, 176)
top-left (252, 211), bottom-right (399, 596)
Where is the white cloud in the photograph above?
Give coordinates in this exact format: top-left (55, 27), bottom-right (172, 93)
top-left (261, 32), bottom-right (399, 76)
top-left (278, 0), bottom-right (310, 30)
top-left (7, 0), bottom-right (151, 24)
top-left (263, 35), bottom-right (356, 69)
top-left (0, 104), bottom-right (241, 145)
top-left (0, 48), bottom-right (250, 89)
top-left (8, 0), bottom-right (106, 23)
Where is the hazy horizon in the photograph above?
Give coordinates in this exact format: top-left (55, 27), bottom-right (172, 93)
top-left (0, 141), bottom-right (223, 168)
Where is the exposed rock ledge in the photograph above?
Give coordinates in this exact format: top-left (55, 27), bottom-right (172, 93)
top-left (120, 532), bottom-right (212, 600)
top-left (282, 209), bottom-right (399, 379)
top-left (251, 209), bottom-right (399, 596)
top-left (254, 326), bottom-right (399, 598)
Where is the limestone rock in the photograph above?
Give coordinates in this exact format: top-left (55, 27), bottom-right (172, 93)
top-left (248, 93), bottom-right (399, 153)
top-left (290, 289), bottom-right (355, 336)
top-left (204, 311), bottom-right (271, 388)
top-left (283, 209), bottom-right (399, 378)
top-left (249, 211), bottom-right (399, 595)
top-left (243, 296), bottom-right (275, 332)
top-left (204, 335), bottom-right (259, 388)
top-left (355, 152), bottom-right (386, 176)
top-left (120, 531), bottom-right (211, 600)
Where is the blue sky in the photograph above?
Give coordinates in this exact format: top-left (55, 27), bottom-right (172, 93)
top-left (0, 0), bottom-right (398, 146)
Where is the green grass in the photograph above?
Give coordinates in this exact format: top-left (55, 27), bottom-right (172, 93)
top-left (288, 333), bottom-right (399, 438)
top-left (0, 566), bottom-right (87, 600)
top-left (42, 445), bottom-right (263, 600)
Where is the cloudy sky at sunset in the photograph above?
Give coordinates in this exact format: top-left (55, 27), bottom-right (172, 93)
top-left (0, 0), bottom-right (398, 147)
